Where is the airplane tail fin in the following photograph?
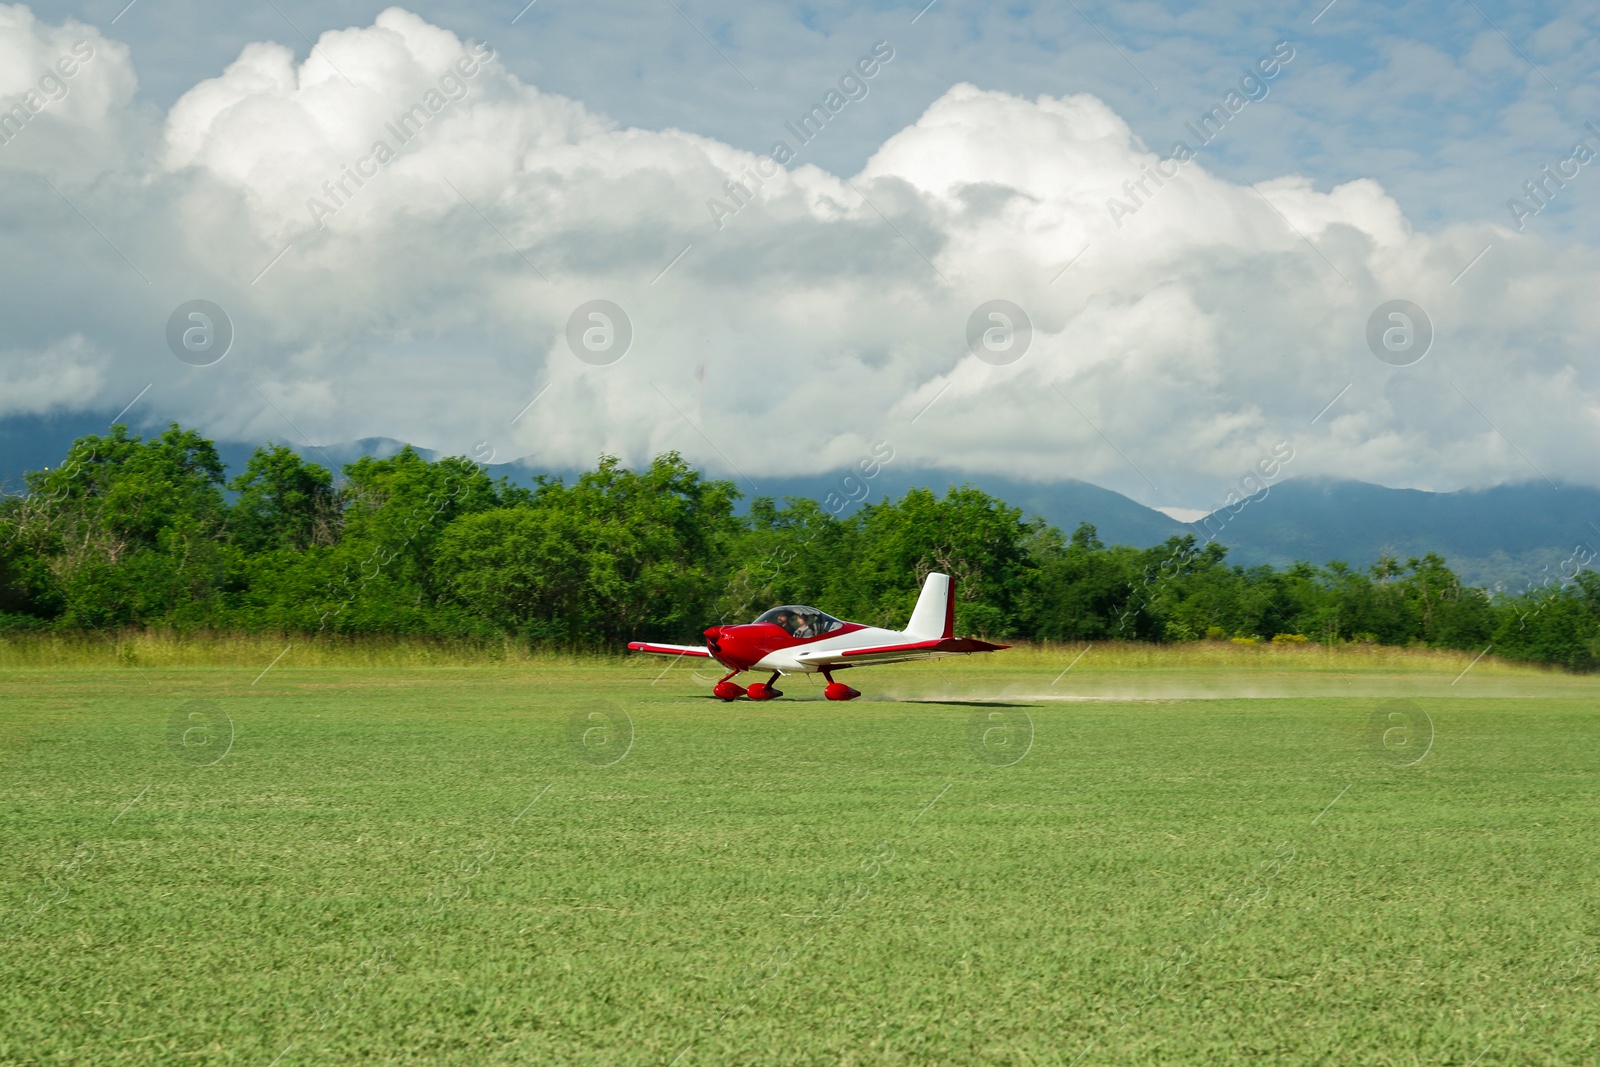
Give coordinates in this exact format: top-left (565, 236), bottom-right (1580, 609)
top-left (906, 572), bottom-right (955, 639)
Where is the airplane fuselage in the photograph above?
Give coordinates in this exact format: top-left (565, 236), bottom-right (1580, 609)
top-left (704, 621), bottom-right (906, 673)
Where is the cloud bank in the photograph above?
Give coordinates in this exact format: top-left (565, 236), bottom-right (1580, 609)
top-left (1, 5), bottom-right (1598, 508)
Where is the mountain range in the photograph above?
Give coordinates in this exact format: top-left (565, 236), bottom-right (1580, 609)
top-left (3, 412), bottom-right (1595, 592)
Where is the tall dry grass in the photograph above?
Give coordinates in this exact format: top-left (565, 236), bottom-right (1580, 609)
top-left (998, 640), bottom-right (1540, 675)
top-left (0, 631), bottom-right (1551, 675)
top-left (0, 631), bottom-right (611, 670)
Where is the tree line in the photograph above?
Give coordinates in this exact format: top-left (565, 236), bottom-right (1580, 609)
top-left (2, 423), bottom-right (1597, 670)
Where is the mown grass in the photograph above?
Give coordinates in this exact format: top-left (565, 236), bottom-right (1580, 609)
top-left (1, 653), bottom-right (1597, 1065)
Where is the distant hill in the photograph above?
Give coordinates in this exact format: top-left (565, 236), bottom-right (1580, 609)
top-left (0, 410), bottom-right (141, 492)
top-left (738, 467), bottom-right (1190, 550)
top-left (1198, 478), bottom-right (1600, 592)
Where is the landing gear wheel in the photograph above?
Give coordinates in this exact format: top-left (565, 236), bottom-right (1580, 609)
top-left (713, 670), bottom-right (747, 701)
top-left (747, 672), bottom-right (784, 702)
top-left (820, 668), bottom-right (860, 701)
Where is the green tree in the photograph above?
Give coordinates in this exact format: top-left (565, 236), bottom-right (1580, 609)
top-left (1394, 553), bottom-right (1494, 649)
top-left (439, 453), bottom-right (740, 644)
top-left (20, 424), bottom-right (227, 628)
top-left (435, 507), bottom-right (595, 642)
top-left (1492, 572), bottom-right (1600, 671)
top-left (0, 496), bottom-right (60, 628)
top-left (721, 496), bottom-right (854, 624)
top-left (849, 486), bottom-right (1034, 636)
top-left (227, 445), bottom-right (338, 553)
top-left (1025, 523), bottom-right (1146, 640)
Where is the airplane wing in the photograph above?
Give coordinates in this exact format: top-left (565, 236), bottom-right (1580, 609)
top-left (626, 641), bottom-right (712, 658)
top-left (794, 637), bottom-right (1008, 668)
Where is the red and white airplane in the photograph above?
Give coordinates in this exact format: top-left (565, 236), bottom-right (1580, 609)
top-left (627, 572), bottom-right (1008, 701)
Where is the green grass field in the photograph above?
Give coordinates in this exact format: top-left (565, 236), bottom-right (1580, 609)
top-left (2, 644), bottom-right (1597, 1065)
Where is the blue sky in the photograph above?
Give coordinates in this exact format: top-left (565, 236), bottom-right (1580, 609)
top-left (3, 0), bottom-right (1599, 509)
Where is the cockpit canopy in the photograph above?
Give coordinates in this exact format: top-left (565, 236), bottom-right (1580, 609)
top-left (754, 605), bottom-right (844, 637)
